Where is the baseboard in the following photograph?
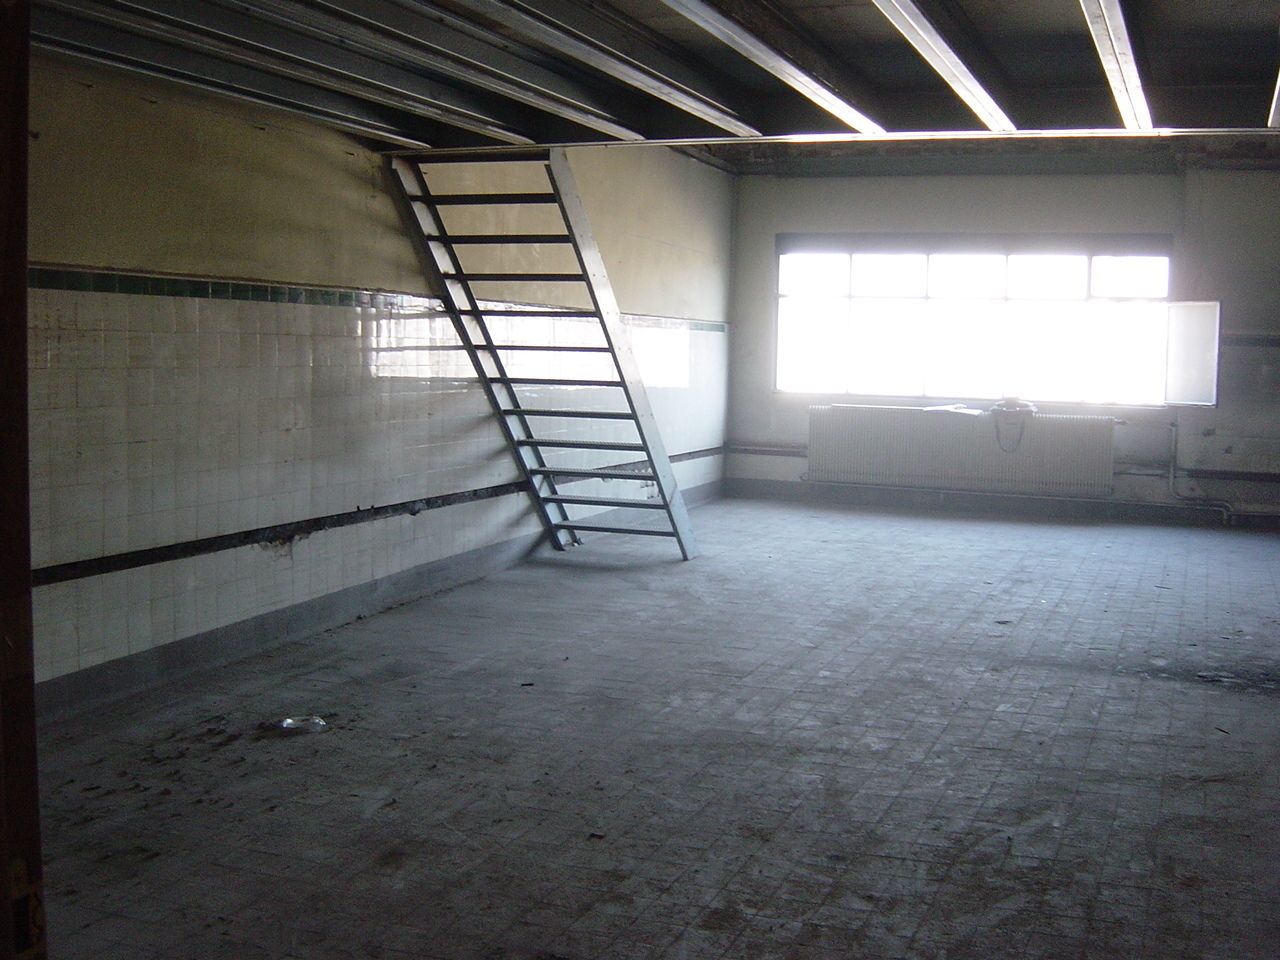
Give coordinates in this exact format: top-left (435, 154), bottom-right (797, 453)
top-left (682, 477), bottom-right (723, 507)
top-left (35, 530), bottom-right (543, 720)
top-left (723, 476), bottom-right (1241, 526)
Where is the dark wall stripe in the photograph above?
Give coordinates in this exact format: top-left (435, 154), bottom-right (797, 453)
top-left (726, 443), bottom-right (809, 458)
top-left (29, 447), bottom-right (727, 587)
top-left (28, 265), bottom-right (427, 310)
top-left (1185, 468), bottom-right (1280, 483)
top-left (672, 446), bottom-right (724, 464)
top-left (26, 266), bottom-right (730, 332)
top-left (32, 481), bottom-right (529, 588)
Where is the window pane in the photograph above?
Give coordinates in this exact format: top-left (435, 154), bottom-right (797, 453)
top-left (1091, 255), bottom-right (1169, 298)
top-left (778, 252), bottom-right (850, 297)
top-left (1007, 254), bottom-right (1088, 300)
top-left (1005, 300), bottom-right (1096, 402)
top-left (1165, 301), bottom-right (1219, 405)
top-left (847, 299), bottom-right (926, 396)
top-left (1088, 301), bottom-right (1168, 404)
top-left (928, 254), bottom-right (1006, 299)
top-left (851, 254), bottom-right (927, 298)
top-left (777, 296), bottom-right (851, 393)
top-left (923, 300), bottom-right (1007, 399)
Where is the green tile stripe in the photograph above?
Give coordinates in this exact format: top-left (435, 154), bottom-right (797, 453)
top-left (27, 266), bottom-right (430, 311)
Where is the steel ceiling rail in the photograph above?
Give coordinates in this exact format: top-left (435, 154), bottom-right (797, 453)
top-left (240, 0), bottom-right (646, 141)
top-left (434, 0), bottom-right (761, 138)
top-left (655, 0), bottom-right (885, 134)
top-left (1078, 0), bottom-right (1153, 130)
top-left (32, 8), bottom-right (442, 147)
top-left (39, 0), bottom-right (537, 144)
top-left (1269, 68), bottom-right (1279, 128)
top-left (868, 0), bottom-right (1015, 132)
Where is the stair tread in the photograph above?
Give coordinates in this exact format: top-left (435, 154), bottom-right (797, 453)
top-left (553, 522), bottom-right (676, 538)
top-left (530, 466), bottom-right (654, 480)
top-left (493, 377), bottom-right (622, 387)
top-left (452, 272), bottom-right (585, 282)
top-left (504, 408), bottom-right (635, 420)
top-left (437, 234), bottom-right (572, 244)
top-left (545, 495), bottom-right (667, 509)
top-left (418, 192), bottom-right (558, 205)
top-left (480, 344), bottom-right (611, 352)
top-left (517, 439), bottom-right (645, 451)
top-left (458, 309), bottom-right (598, 318)
top-left (412, 149), bottom-right (552, 164)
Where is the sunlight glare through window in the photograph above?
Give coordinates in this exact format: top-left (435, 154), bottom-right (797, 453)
top-left (927, 254), bottom-right (1006, 299)
top-left (851, 254), bottom-right (927, 298)
top-left (1091, 256), bottom-right (1169, 299)
top-left (779, 252), bottom-right (849, 297)
top-left (1007, 254), bottom-right (1088, 300)
top-left (775, 249), bottom-right (1192, 405)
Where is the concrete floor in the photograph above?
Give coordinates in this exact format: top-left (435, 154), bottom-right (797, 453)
top-left (38, 498), bottom-right (1280, 959)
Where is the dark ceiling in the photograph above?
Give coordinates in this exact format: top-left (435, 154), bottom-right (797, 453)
top-left (30, 0), bottom-right (1280, 164)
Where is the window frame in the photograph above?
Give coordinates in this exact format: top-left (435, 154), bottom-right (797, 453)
top-left (772, 232), bottom-right (1197, 408)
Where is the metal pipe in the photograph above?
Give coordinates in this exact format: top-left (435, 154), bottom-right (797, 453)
top-left (1167, 421), bottom-right (1232, 524)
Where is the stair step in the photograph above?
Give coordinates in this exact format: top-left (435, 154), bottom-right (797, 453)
top-left (420, 192), bottom-right (558, 205)
top-left (453, 273), bottom-right (585, 283)
top-left (517, 439), bottom-right (646, 452)
top-left (554, 522), bottom-right (676, 538)
top-left (458, 309), bottom-right (598, 318)
top-left (414, 149), bottom-right (551, 164)
top-left (480, 344), bottom-right (611, 353)
top-left (544, 495), bottom-right (667, 509)
top-left (493, 377), bottom-right (622, 387)
top-left (503, 408), bottom-right (634, 420)
top-left (437, 234), bottom-right (572, 245)
top-left (530, 467), bottom-right (653, 481)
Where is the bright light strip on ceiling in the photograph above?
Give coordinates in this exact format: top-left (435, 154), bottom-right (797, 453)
top-left (1269, 69), bottom-right (1279, 127)
top-left (869, 0), bottom-right (1015, 132)
top-left (1078, 0), bottom-right (1153, 130)
top-left (656, 0), bottom-right (885, 134)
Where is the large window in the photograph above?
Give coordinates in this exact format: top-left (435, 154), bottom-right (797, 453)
top-left (776, 243), bottom-right (1218, 406)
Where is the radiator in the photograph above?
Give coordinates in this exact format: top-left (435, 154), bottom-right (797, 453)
top-left (808, 404), bottom-right (1115, 497)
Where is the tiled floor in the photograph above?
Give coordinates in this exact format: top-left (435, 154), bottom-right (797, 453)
top-left (38, 498), bottom-right (1280, 959)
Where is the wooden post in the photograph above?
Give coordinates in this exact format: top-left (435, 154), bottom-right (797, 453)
top-left (0, 0), bottom-right (47, 957)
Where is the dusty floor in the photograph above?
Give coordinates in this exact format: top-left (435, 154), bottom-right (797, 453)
top-left (38, 498), bottom-right (1280, 959)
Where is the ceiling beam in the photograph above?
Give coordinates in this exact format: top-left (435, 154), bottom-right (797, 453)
top-left (1078, 0), bottom-right (1154, 129)
top-left (32, 9), bottom-right (458, 146)
top-left (39, 0), bottom-right (542, 143)
top-left (241, 0), bottom-right (646, 141)
top-left (890, 0), bottom-right (1018, 130)
top-left (433, 0), bottom-right (760, 137)
top-left (1269, 68), bottom-right (1280, 127)
top-left (868, 0), bottom-right (1015, 131)
top-left (655, 0), bottom-right (885, 134)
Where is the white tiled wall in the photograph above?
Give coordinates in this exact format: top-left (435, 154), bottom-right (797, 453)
top-left (29, 284), bottom-right (727, 682)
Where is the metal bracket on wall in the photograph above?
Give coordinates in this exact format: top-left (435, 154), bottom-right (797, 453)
top-left (385, 147), bottom-right (698, 559)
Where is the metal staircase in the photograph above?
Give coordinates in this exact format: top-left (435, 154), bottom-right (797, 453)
top-left (386, 148), bottom-right (698, 560)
